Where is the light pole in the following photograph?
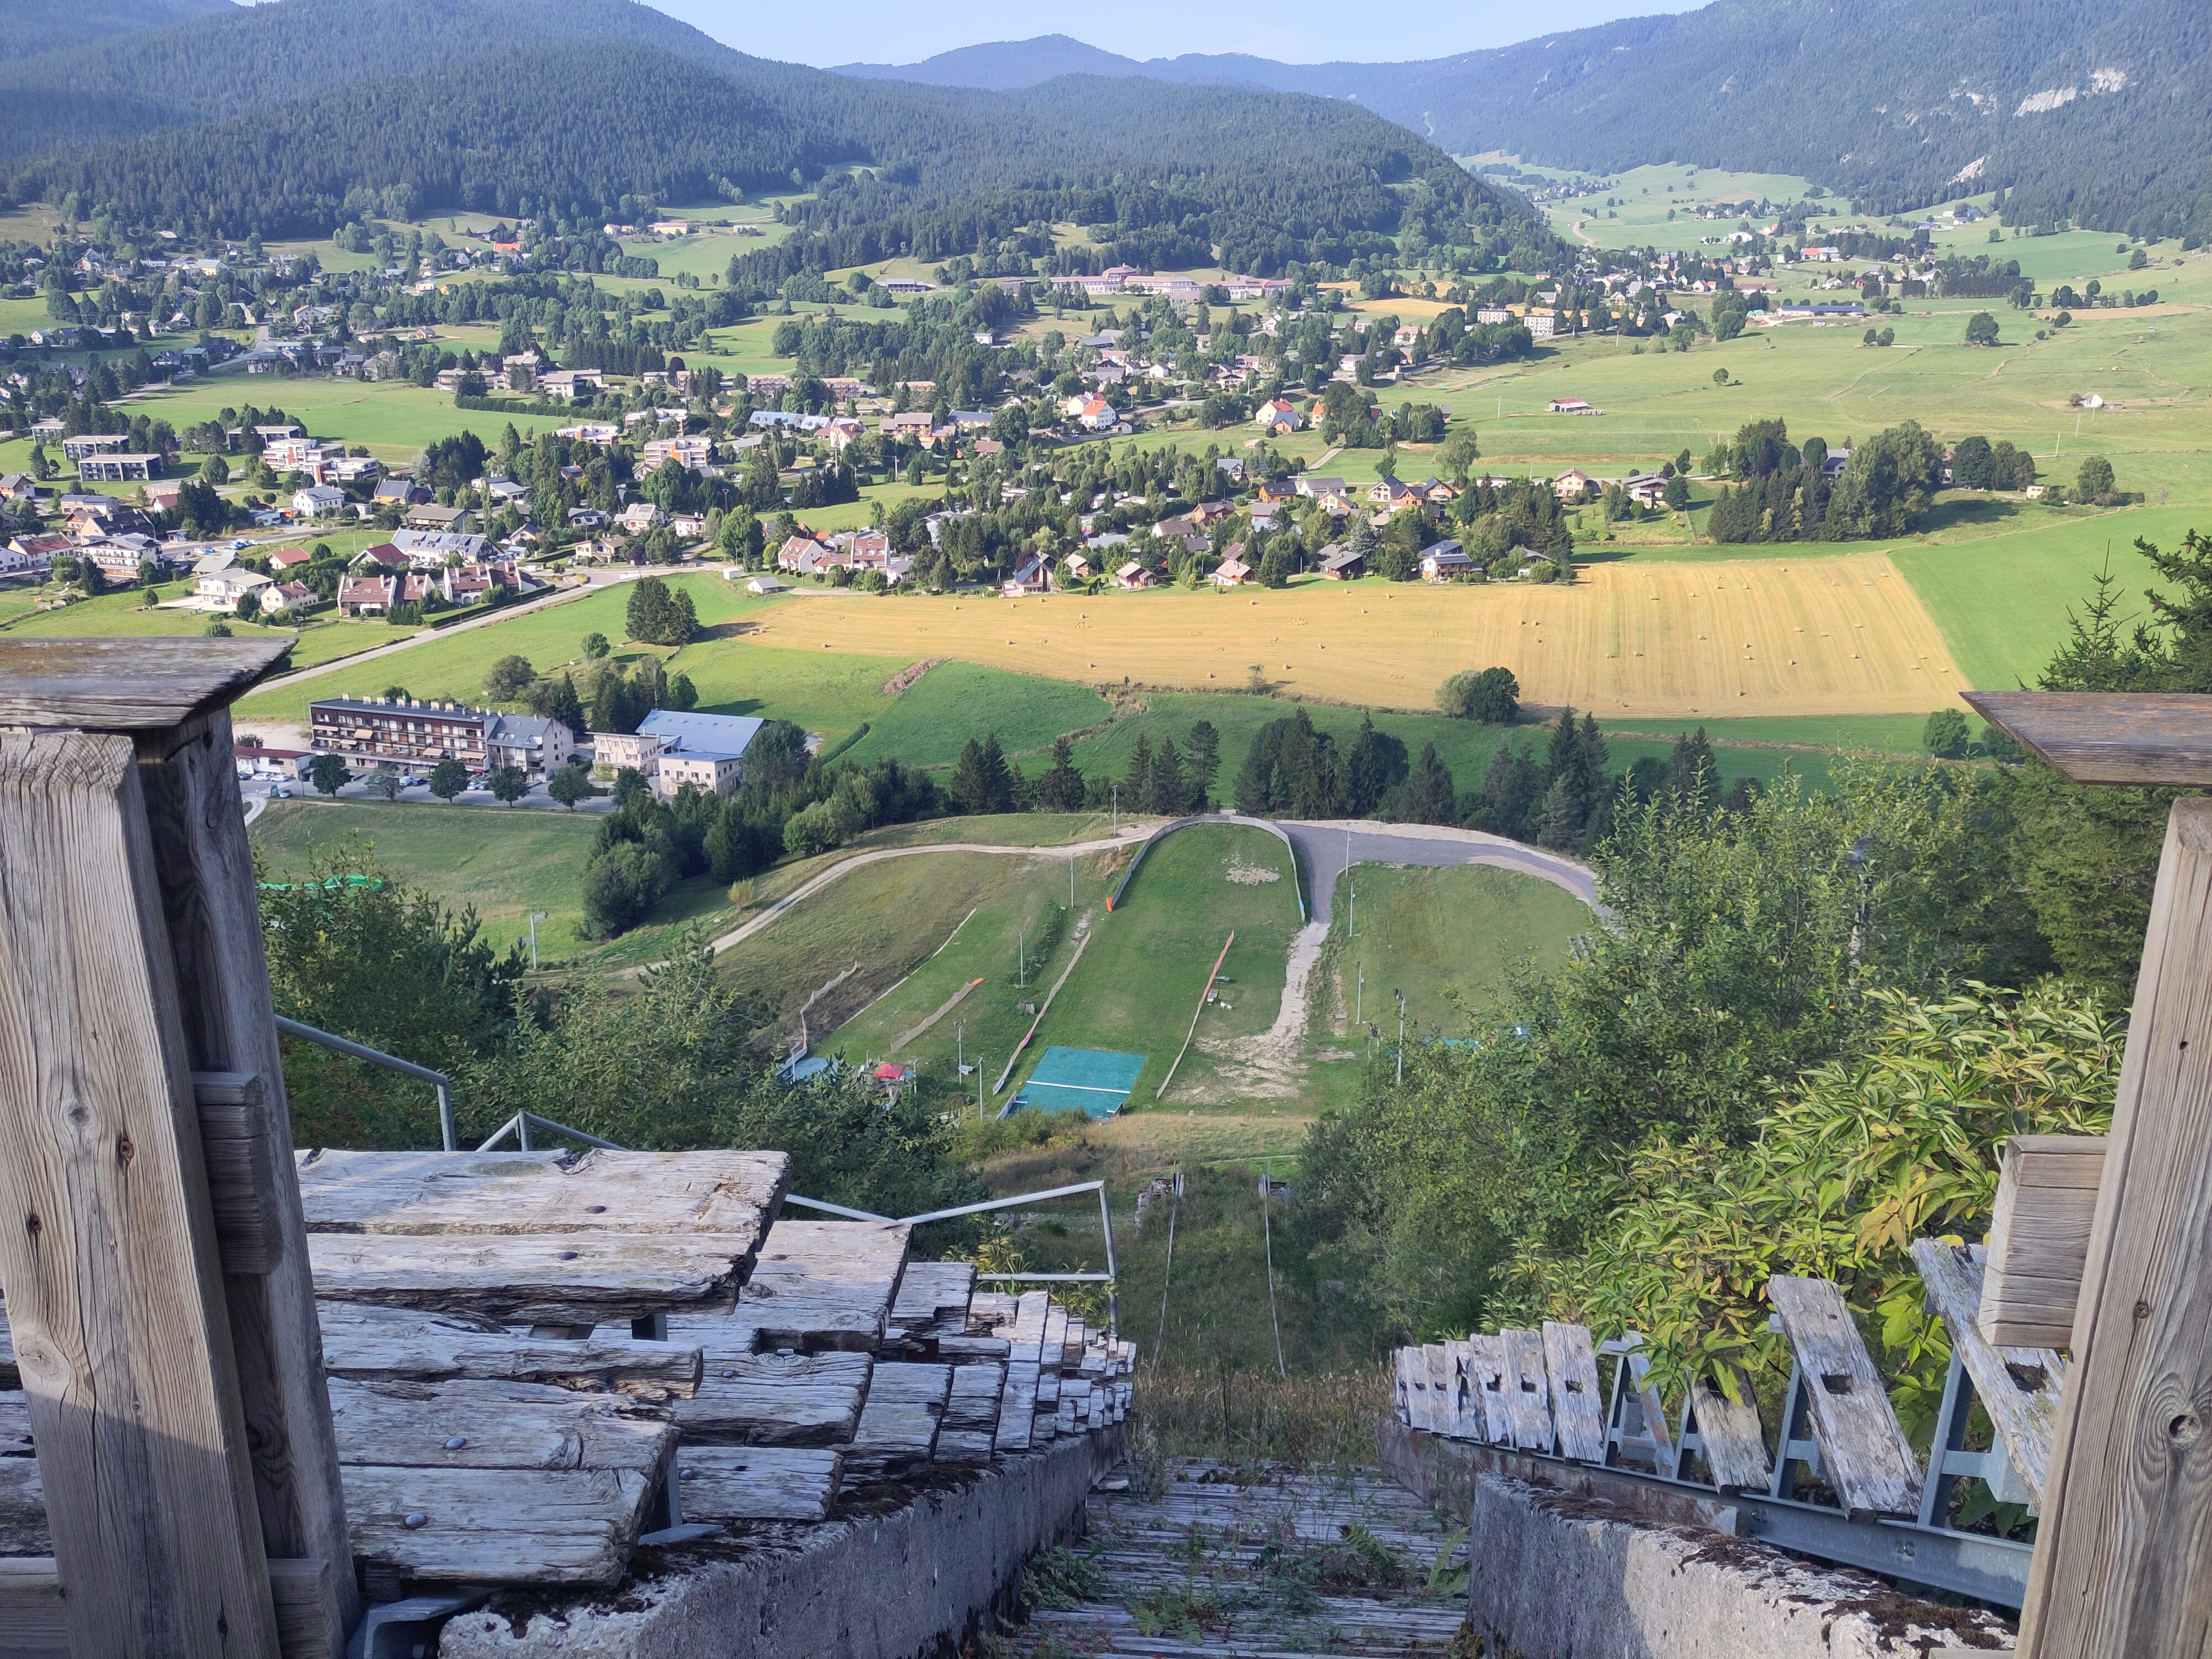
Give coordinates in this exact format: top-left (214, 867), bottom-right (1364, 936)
top-left (1111, 783), bottom-right (1119, 833)
top-left (528, 910), bottom-right (548, 972)
top-left (1394, 989), bottom-right (1406, 1086)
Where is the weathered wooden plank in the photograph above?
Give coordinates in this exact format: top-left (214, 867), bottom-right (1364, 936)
top-left (1980, 1134), bottom-right (2106, 1349)
top-left (295, 1148), bottom-right (789, 1246)
top-left (327, 1377), bottom-right (675, 1476)
top-left (1498, 1329), bottom-right (1554, 1452)
top-left (0, 638), bottom-right (291, 729)
top-left (0, 728), bottom-right (281, 1659)
top-left (0, 1557), bottom-right (332, 1659)
top-left (2019, 797), bottom-right (2212, 1658)
top-left (732, 1220), bottom-right (912, 1353)
top-left (0, 1305), bottom-right (15, 1390)
top-left (847, 1362), bottom-right (950, 1479)
top-left (0, 1453), bottom-right (49, 1555)
top-left (1767, 1276), bottom-right (1922, 1519)
top-left (190, 1072), bottom-right (283, 1276)
top-left (937, 1430), bottom-right (998, 1463)
top-left (137, 702), bottom-right (358, 1659)
top-left (938, 1334), bottom-right (1013, 1363)
top-left (1686, 1369), bottom-right (1772, 1491)
top-left (994, 1292), bottom-right (1049, 1454)
top-left (1467, 1334), bottom-right (1511, 1445)
top-left (1423, 1345), bottom-right (1455, 1438)
top-left (1391, 1349), bottom-right (1413, 1426)
top-left (1963, 691), bottom-right (2212, 787)
top-left (341, 1463), bottom-right (657, 1587)
top-left (308, 1230), bottom-right (755, 1326)
top-left (1542, 1322), bottom-right (1607, 1463)
top-left (0, 1390), bottom-right (27, 1455)
top-left (317, 1301), bottom-right (700, 1399)
top-left (891, 1260), bottom-right (976, 1334)
top-left (1912, 1239), bottom-right (2065, 1512)
top-left (670, 1349), bottom-right (872, 1447)
top-left (946, 1361), bottom-right (1008, 1433)
top-left (674, 1446), bottom-right (843, 1523)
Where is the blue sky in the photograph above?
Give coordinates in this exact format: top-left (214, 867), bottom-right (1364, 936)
top-left (646, 0), bottom-right (1706, 69)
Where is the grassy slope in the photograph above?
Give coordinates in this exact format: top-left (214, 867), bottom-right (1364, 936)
top-left (1321, 862), bottom-right (1593, 1037)
top-left (1, 584), bottom-right (412, 667)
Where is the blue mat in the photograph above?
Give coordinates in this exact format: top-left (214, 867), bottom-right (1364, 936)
top-left (1008, 1046), bottom-right (1147, 1118)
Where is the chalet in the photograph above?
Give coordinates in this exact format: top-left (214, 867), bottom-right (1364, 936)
top-left (1295, 477), bottom-right (1345, 500)
top-left (619, 502), bottom-right (667, 534)
top-left (1316, 544), bottom-right (1366, 580)
top-left (1211, 557), bottom-right (1254, 587)
top-left (405, 503), bottom-right (473, 533)
top-left (1420, 539), bottom-right (1475, 581)
top-left (1004, 556), bottom-right (1051, 596)
top-left (374, 478), bottom-right (431, 508)
top-left (1368, 478), bottom-right (1421, 509)
top-left (1254, 398), bottom-right (1303, 435)
top-left (1420, 478), bottom-right (1460, 506)
top-left (1063, 554), bottom-right (1092, 583)
top-left (1113, 560), bottom-right (1158, 591)
top-left (1552, 469), bottom-right (1597, 503)
top-left (776, 535), bottom-right (833, 575)
top-left (0, 473), bottom-right (39, 502)
top-left (337, 575), bottom-right (397, 616)
top-left (1, 533), bottom-right (68, 575)
top-left (1622, 473), bottom-right (1669, 509)
top-left (196, 567), bottom-right (272, 608)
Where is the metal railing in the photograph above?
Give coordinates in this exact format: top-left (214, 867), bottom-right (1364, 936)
top-left (274, 1014), bottom-right (456, 1150)
top-left (476, 1110), bottom-right (624, 1152)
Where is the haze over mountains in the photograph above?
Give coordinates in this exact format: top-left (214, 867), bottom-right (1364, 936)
top-left (839, 0), bottom-right (2211, 237)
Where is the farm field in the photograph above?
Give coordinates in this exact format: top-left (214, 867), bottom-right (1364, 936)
top-left (738, 555), bottom-right (1961, 719)
top-left (1319, 861), bottom-right (1593, 1040)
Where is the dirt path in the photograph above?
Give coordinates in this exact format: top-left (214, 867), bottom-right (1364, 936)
top-left (996, 1458), bottom-right (1468, 1656)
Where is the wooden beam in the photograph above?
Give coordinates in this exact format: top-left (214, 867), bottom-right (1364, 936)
top-left (1980, 1134), bottom-right (2106, 1349)
top-left (1963, 691), bottom-right (2212, 786)
top-left (674, 1446), bottom-right (843, 1523)
top-left (0, 728), bottom-right (280, 1658)
top-left (0, 638), bottom-right (291, 729)
top-left (1542, 1322), bottom-right (1607, 1463)
top-left (316, 1301), bottom-right (702, 1399)
top-left (1912, 1239), bottom-right (2065, 1513)
top-left (1498, 1328), bottom-right (1554, 1453)
top-left (1768, 1276), bottom-right (1923, 1520)
top-left (138, 708), bottom-right (357, 1657)
top-left (0, 1558), bottom-right (333, 1659)
top-left (2020, 797), bottom-right (2212, 1657)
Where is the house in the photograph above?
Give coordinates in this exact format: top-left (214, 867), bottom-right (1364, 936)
top-left (1211, 557), bottom-right (1254, 587)
top-left (1420, 539), bottom-right (1475, 581)
top-left (1063, 554), bottom-right (1091, 583)
top-left (1253, 397), bottom-right (1304, 435)
top-left (1420, 478), bottom-right (1460, 506)
top-left (618, 502), bottom-right (666, 534)
top-left (337, 576), bottom-right (397, 616)
top-left (1, 533), bottom-right (69, 575)
top-left (1295, 477), bottom-right (1345, 500)
top-left (567, 508), bottom-right (608, 531)
top-left (1076, 396), bottom-right (1118, 432)
top-left (1004, 556), bottom-right (1050, 596)
top-left (670, 512), bottom-right (707, 539)
top-left (197, 567), bottom-right (272, 608)
top-left (310, 694), bottom-right (575, 775)
top-left (0, 473), bottom-right (39, 503)
top-left (1552, 468), bottom-right (1597, 503)
top-left (79, 453), bottom-right (166, 483)
top-left (352, 542), bottom-right (410, 573)
top-left (374, 479), bottom-right (431, 508)
top-left (232, 744), bottom-right (311, 781)
top-left (1316, 544), bottom-right (1366, 580)
top-left (1113, 561), bottom-right (1157, 591)
top-left (1547, 399), bottom-right (1598, 416)
top-left (1620, 473), bottom-right (1668, 509)
top-left (404, 503), bottom-right (472, 533)
top-left (632, 709), bottom-right (767, 799)
top-left (1368, 478), bottom-right (1421, 509)
top-left (537, 369), bottom-right (605, 401)
top-left (259, 580), bottom-right (315, 614)
top-left (776, 535), bottom-right (833, 575)
top-left (267, 547), bottom-right (314, 573)
top-left (291, 484), bottom-right (345, 517)
top-left (745, 575), bottom-right (789, 594)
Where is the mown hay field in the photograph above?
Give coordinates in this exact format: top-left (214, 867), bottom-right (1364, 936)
top-left (738, 555), bottom-right (1961, 721)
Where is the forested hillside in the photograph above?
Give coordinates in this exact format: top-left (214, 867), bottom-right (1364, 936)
top-left (2, 0), bottom-right (1551, 270)
top-left (3, 0), bottom-right (236, 64)
top-left (841, 0), bottom-right (2212, 238)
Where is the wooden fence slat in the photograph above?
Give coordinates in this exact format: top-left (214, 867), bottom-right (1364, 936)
top-left (1980, 1135), bottom-right (2106, 1349)
top-left (1499, 1328), bottom-right (1554, 1452)
top-left (1912, 1239), bottom-right (2064, 1512)
top-left (1423, 1344), bottom-right (1454, 1436)
top-left (1542, 1322), bottom-right (1608, 1463)
top-left (1468, 1334), bottom-right (1512, 1444)
top-left (1767, 1276), bottom-right (1923, 1519)
top-left (0, 728), bottom-right (280, 1659)
top-left (1448, 1340), bottom-right (1481, 1441)
top-left (1686, 1369), bottom-right (1772, 1491)
top-left (2019, 798), bottom-right (2212, 1658)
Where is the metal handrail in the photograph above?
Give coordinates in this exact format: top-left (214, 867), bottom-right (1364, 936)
top-left (476, 1110), bottom-right (624, 1153)
top-left (274, 1013), bottom-right (456, 1151)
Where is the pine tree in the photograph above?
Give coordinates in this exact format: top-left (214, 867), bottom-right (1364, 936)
top-left (1185, 721), bottom-right (1220, 807)
top-left (1384, 743), bottom-right (1458, 825)
top-left (1122, 734), bottom-right (1153, 808)
top-left (1344, 711), bottom-right (1408, 815)
top-left (543, 672), bottom-right (586, 739)
top-left (977, 733), bottom-right (1015, 813)
top-left (1666, 727), bottom-right (1717, 805)
top-left (1036, 735), bottom-right (1086, 811)
top-left (1533, 777), bottom-right (1579, 851)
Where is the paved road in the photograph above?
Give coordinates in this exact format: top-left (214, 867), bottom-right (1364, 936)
top-left (250, 564), bottom-right (698, 696)
top-left (1280, 818), bottom-right (1600, 919)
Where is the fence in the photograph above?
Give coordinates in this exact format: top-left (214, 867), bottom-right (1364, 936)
top-left (1389, 1240), bottom-right (2053, 1607)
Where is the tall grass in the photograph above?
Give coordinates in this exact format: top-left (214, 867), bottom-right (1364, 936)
top-left (1136, 1358), bottom-right (1393, 1472)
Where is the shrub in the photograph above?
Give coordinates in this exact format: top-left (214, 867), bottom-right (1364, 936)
top-left (1922, 708), bottom-right (1971, 759)
top-left (1437, 666), bottom-right (1521, 723)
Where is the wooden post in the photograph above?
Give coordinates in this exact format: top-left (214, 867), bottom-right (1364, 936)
top-left (0, 728), bottom-right (280, 1658)
top-left (139, 709), bottom-right (359, 1655)
top-left (0, 639), bottom-right (347, 1658)
top-left (1965, 693), bottom-right (2212, 1657)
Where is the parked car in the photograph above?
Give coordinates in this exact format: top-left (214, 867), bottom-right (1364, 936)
top-left (265, 783), bottom-right (292, 798)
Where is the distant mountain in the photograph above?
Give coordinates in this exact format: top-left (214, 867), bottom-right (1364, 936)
top-left (834, 35), bottom-right (1156, 90)
top-left (1, 0), bottom-right (1552, 269)
top-left (3, 0), bottom-right (238, 63)
top-left (833, 0), bottom-right (2212, 237)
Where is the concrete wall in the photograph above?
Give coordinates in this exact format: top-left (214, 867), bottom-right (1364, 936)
top-left (438, 1428), bottom-right (1119, 1659)
top-left (1384, 1426), bottom-right (2014, 1658)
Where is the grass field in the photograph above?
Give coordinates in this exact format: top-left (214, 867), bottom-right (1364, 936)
top-left (0, 585), bottom-right (412, 667)
top-left (1320, 862), bottom-right (1593, 1039)
top-left (737, 555), bottom-right (1960, 719)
